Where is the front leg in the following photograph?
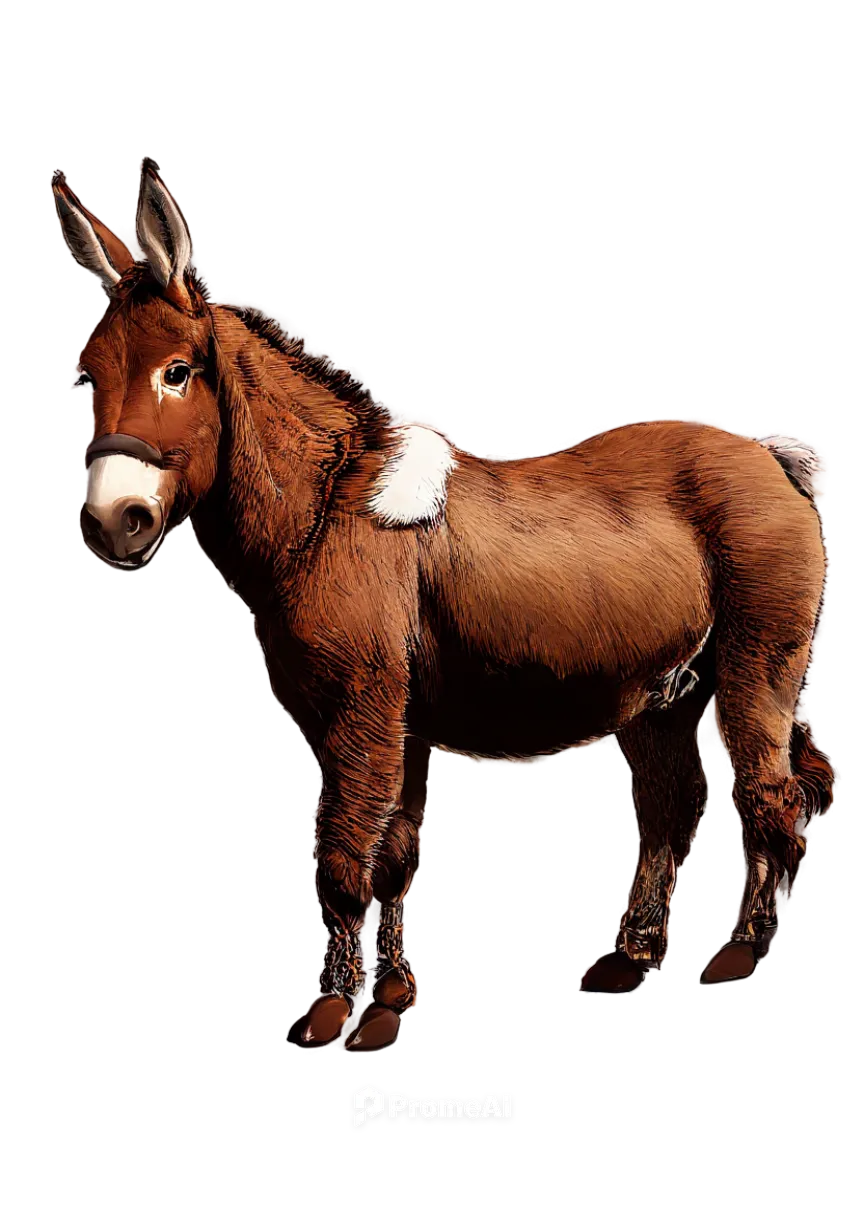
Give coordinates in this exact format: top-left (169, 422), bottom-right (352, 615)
top-left (287, 695), bottom-right (407, 1049)
top-left (345, 736), bottom-right (430, 1051)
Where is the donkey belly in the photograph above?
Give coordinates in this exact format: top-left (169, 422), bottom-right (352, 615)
top-left (408, 656), bottom-right (643, 758)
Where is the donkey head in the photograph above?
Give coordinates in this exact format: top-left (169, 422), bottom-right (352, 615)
top-left (54, 160), bottom-right (220, 569)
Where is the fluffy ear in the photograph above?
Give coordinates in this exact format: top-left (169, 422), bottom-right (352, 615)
top-left (52, 171), bottom-right (135, 292)
top-left (136, 158), bottom-right (194, 306)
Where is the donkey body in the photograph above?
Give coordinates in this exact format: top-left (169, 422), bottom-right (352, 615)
top-left (55, 161), bottom-right (834, 1051)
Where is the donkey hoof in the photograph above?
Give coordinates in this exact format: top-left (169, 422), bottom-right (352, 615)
top-left (345, 1004), bottom-right (401, 1051)
top-left (372, 967), bottom-right (416, 1012)
top-left (287, 994), bottom-right (351, 1047)
top-left (700, 942), bottom-right (757, 984)
top-left (581, 951), bottom-right (647, 994)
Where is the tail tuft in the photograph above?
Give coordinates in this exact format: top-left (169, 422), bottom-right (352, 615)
top-left (791, 721), bottom-right (834, 820)
top-left (759, 436), bottom-right (821, 500)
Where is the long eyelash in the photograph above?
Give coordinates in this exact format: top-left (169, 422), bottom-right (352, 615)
top-left (74, 372), bottom-right (93, 387)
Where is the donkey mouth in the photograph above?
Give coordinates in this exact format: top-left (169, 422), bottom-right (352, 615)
top-left (82, 535), bottom-right (164, 571)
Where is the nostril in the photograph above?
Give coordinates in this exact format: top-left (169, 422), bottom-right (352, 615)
top-left (122, 504), bottom-right (157, 539)
top-left (80, 507), bottom-right (102, 537)
top-left (80, 505), bottom-right (114, 557)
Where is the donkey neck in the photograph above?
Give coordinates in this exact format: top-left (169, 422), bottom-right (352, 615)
top-left (192, 305), bottom-right (385, 612)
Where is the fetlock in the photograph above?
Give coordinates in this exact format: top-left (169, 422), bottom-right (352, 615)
top-left (373, 902), bottom-right (416, 1012)
top-left (320, 929), bottom-right (364, 999)
top-left (616, 843), bottom-right (675, 967)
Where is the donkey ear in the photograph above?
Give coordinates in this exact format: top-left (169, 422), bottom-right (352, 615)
top-left (136, 158), bottom-right (194, 302)
top-left (52, 171), bottom-right (135, 292)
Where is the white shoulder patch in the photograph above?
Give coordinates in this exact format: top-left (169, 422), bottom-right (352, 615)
top-left (369, 424), bottom-right (456, 526)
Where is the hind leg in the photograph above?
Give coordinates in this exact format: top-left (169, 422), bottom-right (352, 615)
top-left (345, 737), bottom-right (429, 1051)
top-left (582, 664), bottom-right (714, 993)
top-left (701, 638), bottom-right (815, 984)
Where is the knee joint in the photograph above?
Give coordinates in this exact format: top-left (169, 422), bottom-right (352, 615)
top-left (317, 847), bottom-right (373, 927)
top-left (372, 815), bottom-right (420, 902)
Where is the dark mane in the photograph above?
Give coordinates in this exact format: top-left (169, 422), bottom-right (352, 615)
top-left (226, 305), bottom-right (390, 435)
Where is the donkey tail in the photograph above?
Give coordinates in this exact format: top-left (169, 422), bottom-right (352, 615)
top-left (791, 721), bottom-right (834, 821)
top-left (759, 435), bottom-right (821, 500)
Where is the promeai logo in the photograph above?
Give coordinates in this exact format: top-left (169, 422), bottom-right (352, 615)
top-left (350, 1087), bottom-right (514, 1130)
top-left (355, 1087), bottom-right (389, 1130)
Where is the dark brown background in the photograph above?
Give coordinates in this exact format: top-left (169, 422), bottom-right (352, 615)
top-left (1, 9), bottom-right (864, 1208)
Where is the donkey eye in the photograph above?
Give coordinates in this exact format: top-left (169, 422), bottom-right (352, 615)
top-left (163, 363), bottom-right (191, 388)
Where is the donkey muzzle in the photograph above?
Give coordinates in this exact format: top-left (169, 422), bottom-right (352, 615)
top-left (80, 497), bottom-right (165, 568)
top-left (81, 444), bottom-right (168, 570)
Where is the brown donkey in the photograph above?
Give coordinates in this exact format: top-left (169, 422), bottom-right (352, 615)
top-left (54, 160), bottom-right (834, 1051)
